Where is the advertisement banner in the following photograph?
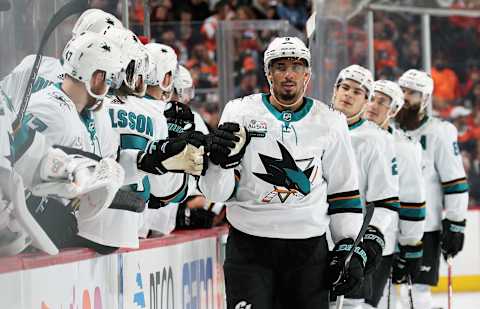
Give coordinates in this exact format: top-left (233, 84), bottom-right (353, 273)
top-left (0, 254), bottom-right (119, 309)
top-left (123, 237), bottom-right (223, 309)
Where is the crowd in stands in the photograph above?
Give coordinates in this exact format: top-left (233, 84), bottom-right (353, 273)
top-left (90, 0), bottom-right (480, 205)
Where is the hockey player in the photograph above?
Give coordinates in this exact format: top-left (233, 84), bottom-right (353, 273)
top-left (0, 86), bottom-right (124, 256)
top-left (394, 69), bottom-right (468, 309)
top-left (332, 65), bottom-right (400, 309)
top-left (199, 36), bottom-right (366, 308)
top-left (105, 39), bottom-right (212, 235)
top-left (25, 32), bottom-right (205, 252)
top-left (363, 80), bottom-right (426, 308)
top-left (0, 8), bottom-right (123, 110)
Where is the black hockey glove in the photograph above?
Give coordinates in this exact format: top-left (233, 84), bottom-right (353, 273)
top-left (137, 135), bottom-right (206, 176)
top-left (441, 218), bottom-right (466, 259)
top-left (392, 242), bottom-right (423, 284)
top-left (362, 225), bottom-right (385, 274)
top-left (175, 202), bottom-right (215, 230)
top-left (206, 122), bottom-right (250, 169)
top-left (326, 238), bottom-right (367, 296)
top-left (164, 101), bottom-right (195, 137)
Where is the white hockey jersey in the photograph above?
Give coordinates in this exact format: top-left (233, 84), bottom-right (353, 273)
top-left (0, 88), bottom-right (14, 171)
top-left (0, 55), bottom-right (63, 113)
top-left (105, 94), bottom-right (189, 203)
top-left (200, 93), bottom-right (363, 240)
top-left (348, 119), bottom-right (399, 255)
top-left (25, 83), bottom-right (142, 248)
top-left (389, 127), bottom-right (426, 246)
top-left (399, 117), bottom-right (469, 231)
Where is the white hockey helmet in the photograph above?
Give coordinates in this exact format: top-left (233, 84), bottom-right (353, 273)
top-left (145, 43), bottom-right (178, 100)
top-left (335, 64), bottom-right (374, 99)
top-left (373, 80), bottom-right (405, 116)
top-left (398, 69), bottom-right (434, 109)
top-left (263, 36), bottom-right (311, 77)
top-left (173, 65), bottom-right (195, 103)
top-left (62, 32), bottom-right (125, 101)
top-left (100, 27), bottom-right (150, 95)
top-left (72, 9), bottom-right (123, 37)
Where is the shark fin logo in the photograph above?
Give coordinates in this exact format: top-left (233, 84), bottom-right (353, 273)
top-left (254, 141), bottom-right (314, 203)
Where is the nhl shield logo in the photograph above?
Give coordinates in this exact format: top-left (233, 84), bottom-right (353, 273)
top-left (282, 111), bottom-right (292, 122)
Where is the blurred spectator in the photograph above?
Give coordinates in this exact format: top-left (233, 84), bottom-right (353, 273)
top-left (373, 19), bottom-right (398, 75)
top-left (200, 0), bottom-right (233, 59)
top-left (461, 61), bottom-right (480, 100)
top-left (276, 0), bottom-right (307, 31)
top-left (464, 81), bottom-right (480, 111)
top-left (470, 143), bottom-right (480, 205)
top-left (235, 70), bottom-right (260, 98)
top-left (431, 52), bottom-right (461, 103)
top-left (399, 39), bottom-right (422, 71)
top-left (252, 0), bottom-right (279, 19)
top-left (186, 43), bottom-right (219, 87)
top-left (236, 5), bottom-right (257, 20)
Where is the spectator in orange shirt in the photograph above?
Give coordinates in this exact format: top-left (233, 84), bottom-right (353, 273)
top-left (431, 52), bottom-right (461, 103)
top-left (373, 20), bottom-right (398, 73)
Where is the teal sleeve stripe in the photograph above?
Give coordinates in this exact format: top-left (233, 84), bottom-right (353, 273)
top-left (399, 207), bottom-right (426, 221)
top-left (170, 181), bottom-right (188, 203)
top-left (11, 117), bottom-right (36, 161)
top-left (374, 200), bottom-right (400, 212)
top-left (120, 134), bottom-right (149, 151)
top-left (328, 197), bottom-right (363, 214)
top-left (131, 176), bottom-right (151, 202)
top-left (443, 182), bottom-right (469, 195)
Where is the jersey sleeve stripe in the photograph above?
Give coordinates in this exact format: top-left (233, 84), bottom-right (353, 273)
top-left (399, 205), bottom-right (426, 221)
top-left (327, 197), bottom-right (363, 214)
top-left (328, 190), bottom-right (361, 200)
top-left (442, 177), bottom-right (467, 186)
top-left (369, 197), bottom-right (400, 212)
top-left (442, 179), bottom-right (469, 195)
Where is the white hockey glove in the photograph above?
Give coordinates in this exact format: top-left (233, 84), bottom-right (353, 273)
top-left (31, 146), bottom-right (125, 221)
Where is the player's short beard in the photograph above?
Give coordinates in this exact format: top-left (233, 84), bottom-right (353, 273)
top-left (395, 104), bottom-right (422, 130)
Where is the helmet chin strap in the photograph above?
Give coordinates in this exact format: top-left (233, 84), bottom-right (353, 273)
top-left (86, 81), bottom-right (109, 111)
top-left (268, 73), bottom-right (311, 110)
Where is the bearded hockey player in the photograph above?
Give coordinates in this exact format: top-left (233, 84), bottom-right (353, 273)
top-left (198, 36), bottom-right (365, 308)
top-left (0, 8), bottom-right (123, 110)
top-left (394, 69), bottom-right (468, 309)
top-left (364, 80), bottom-right (426, 308)
top-left (332, 65), bottom-right (400, 309)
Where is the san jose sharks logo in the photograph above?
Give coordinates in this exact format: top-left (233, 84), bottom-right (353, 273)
top-left (254, 141), bottom-right (316, 203)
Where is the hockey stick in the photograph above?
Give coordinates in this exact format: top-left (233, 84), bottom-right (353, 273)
top-left (334, 203), bottom-right (375, 309)
top-left (407, 275), bottom-right (414, 309)
top-left (387, 272), bottom-right (392, 309)
top-left (12, 0), bottom-right (90, 131)
top-left (447, 256), bottom-right (453, 309)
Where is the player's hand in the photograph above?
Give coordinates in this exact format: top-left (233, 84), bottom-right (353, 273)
top-left (441, 218), bottom-right (466, 259)
top-left (392, 242), bottom-right (423, 284)
top-left (137, 135), bottom-right (206, 176)
top-left (206, 122), bottom-right (250, 169)
top-left (326, 238), bottom-right (367, 296)
top-left (175, 201), bottom-right (215, 229)
top-left (164, 101), bottom-right (195, 137)
top-left (362, 225), bottom-right (385, 274)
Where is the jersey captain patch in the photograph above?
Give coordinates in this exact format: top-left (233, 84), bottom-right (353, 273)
top-left (254, 141), bottom-right (316, 203)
